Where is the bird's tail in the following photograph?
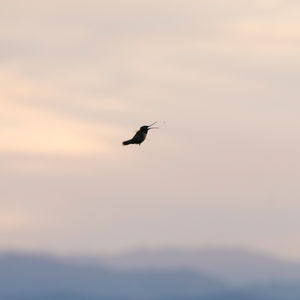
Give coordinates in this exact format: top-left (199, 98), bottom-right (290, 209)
top-left (122, 139), bottom-right (132, 146)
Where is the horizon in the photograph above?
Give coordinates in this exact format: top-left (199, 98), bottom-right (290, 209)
top-left (1, 244), bottom-right (299, 264)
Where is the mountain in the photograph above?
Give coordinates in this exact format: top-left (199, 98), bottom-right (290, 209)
top-left (2, 248), bottom-right (300, 300)
top-left (96, 247), bottom-right (300, 285)
top-left (0, 252), bottom-right (224, 300)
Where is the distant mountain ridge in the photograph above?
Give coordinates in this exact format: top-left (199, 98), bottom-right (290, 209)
top-left (0, 252), bottom-right (224, 299)
top-left (95, 247), bottom-right (300, 285)
top-left (1, 248), bottom-right (300, 300)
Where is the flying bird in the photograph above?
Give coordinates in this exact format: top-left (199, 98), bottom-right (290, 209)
top-left (122, 122), bottom-right (158, 146)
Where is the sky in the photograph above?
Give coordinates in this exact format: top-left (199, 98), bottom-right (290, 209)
top-left (1, 0), bottom-right (300, 260)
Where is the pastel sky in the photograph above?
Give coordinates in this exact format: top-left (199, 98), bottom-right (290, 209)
top-left (1, 0), bottom-right (300, 259)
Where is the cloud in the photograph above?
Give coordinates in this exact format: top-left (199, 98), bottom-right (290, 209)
top-left (0, 210), bottom-right (28, 232)
top-left (0, 69), bottom-right (124, 155)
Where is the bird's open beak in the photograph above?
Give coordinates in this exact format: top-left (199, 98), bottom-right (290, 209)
top-left (148, 122), bottom-right (159, 130)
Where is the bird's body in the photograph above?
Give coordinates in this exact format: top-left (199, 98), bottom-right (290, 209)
top-left (123, 128), bottom-right (147, 145)
top-left (122, 123), bottom-right (158, 146)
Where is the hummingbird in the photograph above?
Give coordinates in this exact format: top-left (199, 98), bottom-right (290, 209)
top-left (122, 122), bottom-right (158, 146)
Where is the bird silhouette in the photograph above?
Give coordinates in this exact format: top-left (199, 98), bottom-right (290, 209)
top-left (123, 122), bottom-right (158, 146)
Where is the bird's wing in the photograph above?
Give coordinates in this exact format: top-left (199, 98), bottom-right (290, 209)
top-left (132, 131), bottom-right (141, 139)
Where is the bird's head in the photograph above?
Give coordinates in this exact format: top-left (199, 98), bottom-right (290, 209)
top-left (140, 122), bottom-right (159, 133)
